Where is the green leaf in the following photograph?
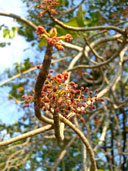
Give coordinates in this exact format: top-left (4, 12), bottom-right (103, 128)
top-left (89, 11), bottom-right (101, 26)
top-left (2, 27), bottom-right (16, 39)
top-left (0, 42), bottom-right (6, 47)
top-left (10, 27), bottom-right (16, 38)
top-left (3, 28), bottom-right (10, 39)
top-left (84, 19), bottom-right (91, 25)
top-left (56, 17), bottom-right (79, 37)
top-left (10, 30), bottom-right (15, 38)
top-left (59, 0), bottom-right (69, 6)
top-left (76, 5), bottom-right (85, 27)
top-left (56, 24), bottom-right (79, 37)
top-left (39, 38), bottom-right (47, 48)
top-left (63, 17), bottom-right (79, 27)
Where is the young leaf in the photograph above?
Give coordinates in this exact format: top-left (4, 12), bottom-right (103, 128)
top-left (76, 5), bottom-right (85, 27)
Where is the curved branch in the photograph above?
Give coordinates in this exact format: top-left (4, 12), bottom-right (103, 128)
top-left (34, 43), bottom-right (53, 124)
top-left (84, 35), bottom-right (104, 61)
top-left (53, 112), bottom-right (64, 142)
top-left (49, 14), bottom-right (124, 34)
top-left (66, 52), bottom-right (83, 82)
top-left (0, 12), bottom-right (37, 30)
top-left (45, 0), bottom-right (85, 27)
top-left (68, 38), bottom-right (127, 71)
top-left (0, 125), bottom-right (52, 147)
top-left (59, 115), bottom-right (97, 171)
top-left (82, 74), bottom-right (103, 85)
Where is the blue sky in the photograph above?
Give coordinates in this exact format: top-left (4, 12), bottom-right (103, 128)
top-left (0, 0), bottom-right (31, 124)
top-left (0, 0), bottom-right (28, 72)
top-left (0, 0), bottom-right (83, 124)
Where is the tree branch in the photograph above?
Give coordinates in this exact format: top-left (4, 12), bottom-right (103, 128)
top-left (0, 125), bottom-right (52, 147)
top-left (53, 112), bottom-right (64, 142)
top-left (0, 11), bottom-right (37, 30)
top-left (59, 115), bottom-right (97, 171)
top-left (34, 43), bottom-right (53, 124)
top-left (48, 14), bottom-right (124, 34)
top-left (68, 37), bottom-right (127, 71)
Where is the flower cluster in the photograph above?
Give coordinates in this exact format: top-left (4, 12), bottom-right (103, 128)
top-left (23, 71), bottom-right (104, 122)
top-left (37, 0), bottom-right (59, 16)
top-left (35, 26), bottom-right (73, 51)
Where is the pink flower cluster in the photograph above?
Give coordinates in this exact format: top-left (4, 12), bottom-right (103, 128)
top-left (35, 26), bottom-right (73, 51)
top-left (35, 26), bottom-right (46, 35)
top-left (37, 0), bottom-right (59, 16)
top-left (23, 71), bottom-right (104, 122)
top-left (47, 37), bottom-right (64, 51)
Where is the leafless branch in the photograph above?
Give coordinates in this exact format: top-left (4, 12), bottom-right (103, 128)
top-left (0, 125), bottom-right (52, 147)
top-left (0, 12), bottom-right (37, 30)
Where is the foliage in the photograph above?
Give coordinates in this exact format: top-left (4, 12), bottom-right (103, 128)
top-left (0, 0), bottom-right (128, 170)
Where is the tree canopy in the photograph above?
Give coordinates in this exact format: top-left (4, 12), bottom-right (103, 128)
top-left (0, 0), bottom-right (128, 170)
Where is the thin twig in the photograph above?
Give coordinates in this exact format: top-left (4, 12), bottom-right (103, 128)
top-left (84, 35), bottom-right (104, 61)
top-left (0, 56), bottom-right (72, 87)
top-left (51, 137), bottom-right (76, 171)
top-left (0, 12), bottom-right (37, 30)
top-left (0, 125), bottom-right (52, 147)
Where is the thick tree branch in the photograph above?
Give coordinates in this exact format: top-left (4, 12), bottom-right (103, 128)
top-left (53, 112), bottom-right (64, 142)
top-left (34, 43), bottom-right (53, 124)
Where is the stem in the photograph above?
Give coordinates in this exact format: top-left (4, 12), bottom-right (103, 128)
top-left (59, 115), bottom-right (97, 171)
top-left (34, 43), bottom-right (53, 124)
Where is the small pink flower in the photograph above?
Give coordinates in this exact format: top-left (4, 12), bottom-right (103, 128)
top-left (24, 104), bottom-right (29, 107)
top-left (62, 72), bottom-right (68, 79)
top-left (35, 26), bottom-right (46, 35)
top-left (65, 34), bottom-right (73, 42)
top-left (58, 97), bottom-right (63, 104)
top-left (89, 91), bottom-right (93, 95)
top-left (55, 74), bottom-right (64, 84)
top-left (37, 65), bottom-right (40, 69)
top-left (100, 98), bottom-right (104, 101)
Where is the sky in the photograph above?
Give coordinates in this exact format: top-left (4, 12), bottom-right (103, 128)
top-left (0, 0), bottom-right (28, 72)
top-left (0, 0), bottom-right (32, 124)
top-left (0, 0), bottom-right (84, 124)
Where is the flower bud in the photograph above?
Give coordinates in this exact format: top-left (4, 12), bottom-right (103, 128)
top-left (49, 28), bottom-right (57, 37)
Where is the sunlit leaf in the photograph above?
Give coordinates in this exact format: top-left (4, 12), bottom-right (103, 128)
top-left (76, 5), bottom-right (85, 27)
top-left (39, 38), bottom-right (47, 47)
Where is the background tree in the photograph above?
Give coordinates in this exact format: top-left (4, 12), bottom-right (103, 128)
top-left (0, 0), bottom-right (128, 170)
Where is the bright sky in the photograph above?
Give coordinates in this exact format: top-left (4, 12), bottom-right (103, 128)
top-left (0, 0), bottom-right (82, 124)
top-left (0, 0), bottom-right (28, 72)
top-left (0, 0), bottom-right (30, 124)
